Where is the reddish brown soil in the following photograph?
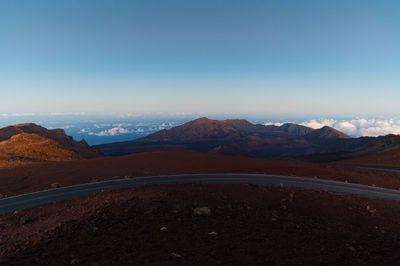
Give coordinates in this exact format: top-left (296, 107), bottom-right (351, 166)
top-left (2, 184), bottom-right (400, 265)
top-left (340, 147), bottom-right (400, 169)
top-left (1, 152), bottom-right (400, 197)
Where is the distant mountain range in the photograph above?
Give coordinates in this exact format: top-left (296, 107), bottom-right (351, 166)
top-left (2, 118), bottom-right (400, 169)
top-left (95, 117), bottom-right (400, 160)
top-left (0, 123), bottom-right (98, 168)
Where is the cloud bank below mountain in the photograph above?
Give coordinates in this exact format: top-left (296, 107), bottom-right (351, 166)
top-left (265, 119), bottom-right (400, 137)
top-left (296, 119), bottom-right (400, 137)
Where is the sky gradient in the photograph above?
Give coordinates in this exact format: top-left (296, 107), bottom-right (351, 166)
top-left (1, 0), bottom-right (400, 117)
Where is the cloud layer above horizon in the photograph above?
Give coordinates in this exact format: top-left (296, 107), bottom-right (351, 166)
top-left (267, 119), bottom-right (400, 137)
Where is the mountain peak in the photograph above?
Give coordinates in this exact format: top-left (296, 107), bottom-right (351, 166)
top-left (14, 123), bottom-right (41, 127)
top-left (305, 126), bottom-right (350, 142)
top-left (190, 117), bottom-right (211, 123)
top-left (278, 123), bottom-right (314, 136)
top-left (142, 117), bottom-right (264, 143)
top-left (96, 117), bottom-right (359, 157)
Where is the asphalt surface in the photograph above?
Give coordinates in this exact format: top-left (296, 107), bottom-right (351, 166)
top-left (2, 173), bottom-right (400, 215)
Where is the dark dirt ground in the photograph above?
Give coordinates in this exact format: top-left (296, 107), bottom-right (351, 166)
top-left (2, 183), bottom-right (400, 265)
top-left (2, 152), bottom-right (400, 198)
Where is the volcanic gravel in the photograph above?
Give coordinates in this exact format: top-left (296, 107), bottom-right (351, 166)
top-left (2, 184), bottom-right (400, 265)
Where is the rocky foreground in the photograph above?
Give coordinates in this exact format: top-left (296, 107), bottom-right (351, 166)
top-left (2, 184), bottom-right (400, 265)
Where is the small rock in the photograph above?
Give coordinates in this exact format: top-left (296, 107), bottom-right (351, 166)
top-left (70, 258), bottom-right (80, 265)
top-left (160, 227), bottom-right (167, 231)
top-left (92, 226), bottom-right (98, 232)
top-left (51, 183), bottom-right (60, 189)
top-left (369, 209), bottom-right (377, 215)
top-left (0, 194), bottom-right (3, 199)
top-left (170, 252), bottom-right (183, 260)
top-left (194, 207), bottom-right (211, 216)
top-left (171, 207), bottom-right (181, 214)
top-left (208, 232), bottom-right (217, 235)
top-left (346, 244), bottom-right (356, 252)
top-left (19, 216), bottom-right (32, 225)
top-left (13, 210), bottom-right (19, 215)
top-left (366, 205), bottom-right (371, 211)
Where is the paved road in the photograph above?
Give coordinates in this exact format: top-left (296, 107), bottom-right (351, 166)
top-left (2, 173), bottom-right (400, 215)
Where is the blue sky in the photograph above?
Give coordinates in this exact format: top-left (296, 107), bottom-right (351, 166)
top-left (1, 0), bottom-right (400, 117)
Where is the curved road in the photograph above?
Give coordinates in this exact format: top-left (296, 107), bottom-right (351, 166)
top-left (2, 173), bottom-right (400, 215)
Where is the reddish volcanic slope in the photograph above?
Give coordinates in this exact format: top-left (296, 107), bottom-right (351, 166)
top-left (0, 133), bottom-right (87, 168)
top-left (1, 151), bottom-right (400, 197)
top-left (3, 184), bottom-right (400, 265)
top-left (0, 123), bottom-right (97, 155)
top-left (95, 117), bottom-right (400, 160)
top-left (0, 124), bottom-right (99, 168)
top-left (340, 146), bottom-right (400, 168)
top-left (95, 117), bottom-right (353, 157)
top-left (305, 125), bottom-right (350, 142)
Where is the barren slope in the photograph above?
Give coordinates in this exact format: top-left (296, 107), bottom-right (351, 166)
top-left (2, 184), bottom-right (400, 265)
top-left (0, 133), bottom-right (83, 168)
top-left (0, 123), bottom-right (97, 156)
top-left (340, 146), bottom-right (400, 168)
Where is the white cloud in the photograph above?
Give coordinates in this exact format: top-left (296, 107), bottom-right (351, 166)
top-left (60, 125), bottom-right (74, 129)
top-left (1, 113), bottom-right (35, 117)
top-left (299, 119), bottom-right (400, 137)
top-left (300, 119), bottom-right (336, 129)
top-left (112, 123), bottom-right (132, 127)
top-left (158, 122), bottom-right (167, 130)
top-left (263, 118), bottom-right (400, 137)
top-left (89, 127), bottom-right (132, 136)
top-left (49, 112), bottom-right (86, 116)
top-left (334, 121), bottom-right (357, 135)
top-left (265, 122), bottom-right (284, 127)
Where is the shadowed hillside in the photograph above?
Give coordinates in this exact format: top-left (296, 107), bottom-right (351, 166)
top-left (96, 117), bottom-right (400, 159)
